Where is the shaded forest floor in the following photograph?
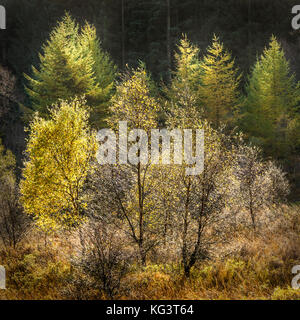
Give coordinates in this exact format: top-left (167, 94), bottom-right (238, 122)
top-left (1, 204), bottom-right (300, 300)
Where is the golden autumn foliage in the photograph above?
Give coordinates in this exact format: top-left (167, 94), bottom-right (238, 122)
top-left (20, 98), bottom-right (97, 231)
top-left (200, 35), bottom-right (241, 127)
top-left (166, 35), bottom-right (202, 110)
top-left (108, 65), bottom-right (160, 132)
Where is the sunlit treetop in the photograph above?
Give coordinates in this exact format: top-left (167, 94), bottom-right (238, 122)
top-left (20, 98), bottom-right (97, 232)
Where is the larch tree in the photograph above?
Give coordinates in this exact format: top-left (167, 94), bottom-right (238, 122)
top-left (166, 35), bottom-right (202, 112)
top-left (241, 36), bottom-right (300, 159)
top-left (25, 13), bottom-right (116, 128)
top-left (80, 22), bottom-right (117, 127)
top-left (20, 98), bottom-right (97, 232)
top-left (199, 35), bottom-right (241, 128)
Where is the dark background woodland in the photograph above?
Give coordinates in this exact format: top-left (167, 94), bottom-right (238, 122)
top-left (0, 0), bottom-right (300, 198)
top-left (2, 0), bottom-right (300, 81)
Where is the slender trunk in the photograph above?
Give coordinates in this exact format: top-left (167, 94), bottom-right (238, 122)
top-left (184, 265), bottom-right (190, 277)
top-left (121, 0), bottom-right (125, 69)
top-left (79, 228), bottom-right (86, 255)
top-left (184, 203), bottom-right (204, 277)
top-left (166, 0), bottom-right (171, 80)
top-left (182, 180), bottom-right (190, 276)
top-left (249, 187), bottom-right (256, 231)
top-left (182, 209), bottom-right (188, 275)
top-left (139, 243), bottom-right (146, 266)
top-left (137, 162), bottom-right (146, 265)
top-left (248, 0), bottom-right (252, 65)
top-left (44, 233), bottom-right (48, 248)
top-left (250, 206), bottom-right (256, 231)
top-left (186, 219), bottom-right (202, 276)
top-left (163, 205), bottom-right (169, 246)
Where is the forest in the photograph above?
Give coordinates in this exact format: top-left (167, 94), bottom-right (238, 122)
top-left (0, 0), bottom-right (300, 300)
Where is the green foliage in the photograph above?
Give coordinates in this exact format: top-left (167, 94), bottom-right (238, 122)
top-left (165, 36), bottom-right (204, 132)
top-left (24, 13), bottom-right (116, 128)
top-left (80, 22), bottom-right (117, 127)
top-left (241, 36), bottom-right (300, 159)
top-left (166, 35), bottom-right (241, 129)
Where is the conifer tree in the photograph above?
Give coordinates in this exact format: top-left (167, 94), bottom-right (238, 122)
top-left (25, 13), bottom-right (116, 128)
top-left (199, 35), bottom-right (241, 127)
top-left (80, 22), bottom-right (117, 126)
top-left (241, 36), bottom-right (300, 159)
top-left (166, 35), bottom-right (202, 111)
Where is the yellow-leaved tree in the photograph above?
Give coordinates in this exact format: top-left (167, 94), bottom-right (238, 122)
top-left (89, 65), bottom-right (161, 265)
top-left (200, 35), bottom-right (241, 127)
top-left (20, 98), bottom-right (97, 232)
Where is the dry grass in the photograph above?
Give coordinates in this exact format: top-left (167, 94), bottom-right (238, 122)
top-left (0, 205), bottom-right (300, 300)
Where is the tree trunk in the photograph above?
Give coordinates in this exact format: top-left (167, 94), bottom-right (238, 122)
top-left (249, 187), bottom-right (256, 231)
top-left (166, 0), bottom-right (171, 80)
top-left (182, 180), bottom-right (191, 276)
top-left (139, 242), bottom-right (146, 266)
top-left (121, 0), bottom-right (125, 69)
top-left (248, 0), bottom-right (251, 64)
top-left (250, 206), bottom-right (256, 231)
top-left (137, 161), bottom-right (146, 266)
